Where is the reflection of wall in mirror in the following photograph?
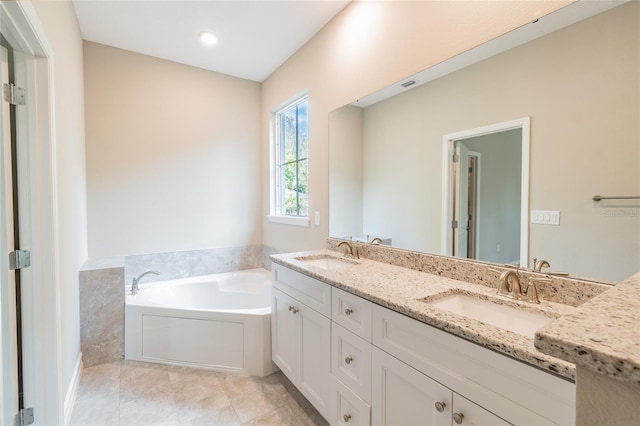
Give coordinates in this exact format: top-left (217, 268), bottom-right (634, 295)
top-left (329, 105), bottom-right (364, 238)
top-left (330, 2), bottom-right (639, 283)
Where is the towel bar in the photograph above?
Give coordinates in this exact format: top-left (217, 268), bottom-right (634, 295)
top-left (592, 195), bottom-right (640, 202)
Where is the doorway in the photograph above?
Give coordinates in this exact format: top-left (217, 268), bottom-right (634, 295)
top-left (455, 149), bottom-right (480, 260)
top-left (442, 118), bottom-right (530, 267)
top-left (0, 35), bottom-right (21, 426)
top-left (1, 1), bottom-right (61, 423)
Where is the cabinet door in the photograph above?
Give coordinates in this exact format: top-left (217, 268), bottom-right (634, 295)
top-left (372, 347), bottom-right (452, 426)
top-left (299, 302), bottom-right (332, 420)
top-left (271, 287), bottom-right (299, 381)
top-left (452, 393), bottom-right (512, 426)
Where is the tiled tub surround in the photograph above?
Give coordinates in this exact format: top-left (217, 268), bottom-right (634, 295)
top-left (125, 245), bottom-right (282, 290)
top-left (79, 258), bottom-right (125, 367)
top-left (535, 272), bottom-right (640, 387)
top-left (80, 245), bottom-right (283, 368)
top-left (271, 247), bottom-right (611, 381)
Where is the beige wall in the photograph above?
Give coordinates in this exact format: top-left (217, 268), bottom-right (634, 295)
top-left (329, 2), bottom-right (639, 282)
top-left (84, 42), bottom-right (262, 257)
top-left (261, 0), bottom-right (570, 253)
top-left (30, 0), bottom-right (88, 412)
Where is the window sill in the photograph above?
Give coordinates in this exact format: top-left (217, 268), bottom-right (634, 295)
top-left (267, 215), bottom-right (309, 227)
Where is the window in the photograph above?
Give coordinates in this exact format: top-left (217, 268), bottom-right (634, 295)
top-left (271, 96), bottom-right (309, 225)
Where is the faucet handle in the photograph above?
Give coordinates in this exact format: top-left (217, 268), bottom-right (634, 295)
top-left (525, 281), bottom-right (540, 304)
top-left (526, 277), bottom-right (551, 304)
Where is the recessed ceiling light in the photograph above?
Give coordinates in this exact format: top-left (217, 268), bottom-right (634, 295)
top-left (199, 31), bottom-right (218, 46)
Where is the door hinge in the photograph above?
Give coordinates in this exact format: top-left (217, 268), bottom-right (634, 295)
top-left (451, 220), bottom-right (458, 229)
top-left (9, 250), bottom-right (31, 270)
top-left (3, 83), bottom-right (26, 106)
top-left (452, 153), bottom-right (459, 163)
top-left (15, 407), bottom-right (34, 426)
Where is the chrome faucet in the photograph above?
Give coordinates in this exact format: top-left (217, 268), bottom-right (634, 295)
top-left (533, 258), bottom-right (550, 273)
top-left (337, 241), bottom-right (359, 259)
top-left (131, 270), bottom-right (160, 295)
top-left (369, 237), bottom-right (383, 245)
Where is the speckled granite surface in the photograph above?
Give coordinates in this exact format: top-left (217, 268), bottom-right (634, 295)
top-left (271, 249), bottom-right (579, 381)
top-left (326, 238), bottom-right (609, 307)
top-left (535, 272), bottom-right (640, 387)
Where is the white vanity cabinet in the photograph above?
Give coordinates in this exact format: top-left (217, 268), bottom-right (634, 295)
top-left (271, 263), bottom-right (576, 426)
top-left (271, 264), bottom-right (332, 420)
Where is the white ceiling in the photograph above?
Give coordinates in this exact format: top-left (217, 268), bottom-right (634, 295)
top-left (72, 1), bottom-right (350, 82)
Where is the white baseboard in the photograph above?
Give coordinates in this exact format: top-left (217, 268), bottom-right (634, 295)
top-left (63, 352), bottom-right (83, 425)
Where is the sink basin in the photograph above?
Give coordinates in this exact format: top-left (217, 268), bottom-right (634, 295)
top-left (295, 254), bottom-right (359, 271)
top-left (425, 293), bottom-right (554, 338)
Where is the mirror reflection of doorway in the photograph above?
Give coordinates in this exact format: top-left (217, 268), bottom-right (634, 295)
top-left (450, 126), bottom-right (524, 265)
top-left (452, 143), bottom-right (480, 259)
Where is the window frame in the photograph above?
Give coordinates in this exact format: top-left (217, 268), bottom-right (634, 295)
top-left (268, 93), bottom-right (310, 227)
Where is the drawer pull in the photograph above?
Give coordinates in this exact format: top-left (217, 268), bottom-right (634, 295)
top-left (343, 414), bottom-right (352, 422)
top-left (345, 356), bottom-right (353, 364)
top-left (434, 401), bottom-right (446, 413)
top-left (288, 306), bottom-right (299, 314)
top-left (344, 308), bottom-right (353, 315)
top-left (453, 412), bottom-right (464, 424)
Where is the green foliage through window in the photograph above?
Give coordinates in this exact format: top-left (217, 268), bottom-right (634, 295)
top-left (276, 97), bottom-right (309, 217)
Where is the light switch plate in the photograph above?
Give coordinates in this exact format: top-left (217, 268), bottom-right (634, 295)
top-left (531, 210), bottom-right (560, 225)
top-left (314, 211), bottom-right (320, 226)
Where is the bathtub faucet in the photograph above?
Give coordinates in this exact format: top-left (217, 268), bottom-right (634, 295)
top-left (131, 270), bottom-right (160, 295)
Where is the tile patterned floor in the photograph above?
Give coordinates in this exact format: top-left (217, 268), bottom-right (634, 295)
top-left (69, 361), bottom-right (328, 426)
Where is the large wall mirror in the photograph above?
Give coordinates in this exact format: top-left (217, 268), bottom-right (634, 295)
top-left (329, 1), bottom-right (639, 284)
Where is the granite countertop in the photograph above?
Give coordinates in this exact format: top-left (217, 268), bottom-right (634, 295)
top-left (271, 249), bottom-right (578, 381)
top-left (535, 272), bottom-right (640, 387)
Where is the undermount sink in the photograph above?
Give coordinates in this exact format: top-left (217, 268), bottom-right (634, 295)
top-left (423, 292), bottom-right (555, 338)
top-left (295, 254), bottom-right (359, 271)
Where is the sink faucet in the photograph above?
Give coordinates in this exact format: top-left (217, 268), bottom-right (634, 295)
top-left (369, 237), bottom-right (383, 245)
top-left (533, 258), bottom-right (550, 272)
top-left (337, 241), bottom-right (359, 259)
top-left (131, 270), bottom-right (160, 295)
top-left (498, 269), bottom-right (523, 300)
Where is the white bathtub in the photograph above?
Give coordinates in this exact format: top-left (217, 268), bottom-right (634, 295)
top-left (124, 268), bottom-right (277, 377)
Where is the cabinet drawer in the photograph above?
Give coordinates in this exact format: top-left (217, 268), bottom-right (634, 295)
top-left (372, 305), bottom-right (575, 425)
top-left (332, 287), bottom-right (372, 341)
top-left (332, 378), bottom-right (371, 426)
top-left (332, 323), bottom-right (372, 403)
top-left (272, 264), bottom-right (331, 317)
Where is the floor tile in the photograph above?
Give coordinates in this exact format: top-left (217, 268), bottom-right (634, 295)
top-left (71, 361), bottom-right (327, 426)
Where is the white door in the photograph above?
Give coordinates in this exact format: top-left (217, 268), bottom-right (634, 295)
top-left (372, 347), bottom-right (452, 426)
top-left (0, 42), bottom-right (20, 426)
top-left (271, 288), bottom-right (298, 381)
top-left (454, 142), bottom-right (470, 257)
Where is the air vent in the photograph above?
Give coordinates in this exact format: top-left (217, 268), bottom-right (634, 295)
top-left (400, 79), bottom-right (417, 88)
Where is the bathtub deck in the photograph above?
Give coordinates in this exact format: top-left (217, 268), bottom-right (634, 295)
top-left (69, 360), bottom-right (327, 426)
